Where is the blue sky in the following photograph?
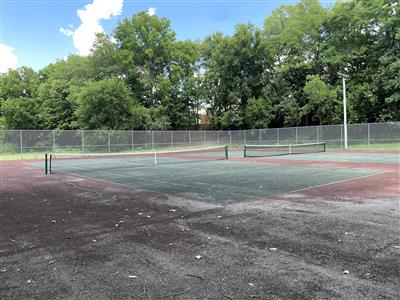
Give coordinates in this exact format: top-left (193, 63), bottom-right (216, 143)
top-left (0, 0), bottom-right (334, 72)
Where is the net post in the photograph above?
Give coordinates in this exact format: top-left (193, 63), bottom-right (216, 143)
top-left (45, 153), bottom-right (48, 175)
top-left (324, 142), bottom-right (326, 152)
top-left (224, 145), bottom-right (229, 160)
top-left (289, 144), bottom-right (292, 155)
top-left (244, 145), bottom-right (247, 158)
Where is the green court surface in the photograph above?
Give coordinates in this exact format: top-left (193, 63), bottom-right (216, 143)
top-left (233, 150), bottom-right (400, 165)
top-left (33, 154), bottom-right (384, 203)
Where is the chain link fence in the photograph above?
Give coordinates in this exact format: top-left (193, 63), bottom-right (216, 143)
top-left (1, 122), bottom-right (399, 159)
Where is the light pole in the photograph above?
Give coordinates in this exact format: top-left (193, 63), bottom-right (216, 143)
top-left (338, 72), bottom-right (349, 149)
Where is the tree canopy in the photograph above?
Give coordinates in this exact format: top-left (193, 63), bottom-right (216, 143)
top-left (1, 0), bottom-right (398, 130)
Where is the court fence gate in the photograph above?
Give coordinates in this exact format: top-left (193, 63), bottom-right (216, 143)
top-left (1, 122), bottom-right (399, 159)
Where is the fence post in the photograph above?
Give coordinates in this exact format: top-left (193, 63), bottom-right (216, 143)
top-left (82, 130), bottom-right (85, 153)
top-left (151, 131), bottom-right (154, 149)
top-left (171, 131), bottom-right (173, 147)
top-left (19, 130), bottom-right (23, 160)
top-left (259, 129), bottom-right (262, 144)
top-left (367, 123), bottom-right (370, 149)
top-left (131, 131), bottom-right (134, 152)
top-left (244, 130), bottom-right (246, 145)
top-left (204, 130), bottom-right (206, 144)
top-left (52, 130), bottom-right (56, 152)
top-left (316, 126), bottom-right (319, 143)
top-left (188, 131), bottom-right (191, 145)
top-left (340, 125), bottom-right (343, 149)
top-left (217, 131), bottom-right (220, 145)
top-left (229, 130), bottom-right (232, 147)
top-left (295, 127), bottom-right (298, 144)
top-left (277, 128), bottom-right (280, 145)
top-left (108, 131), bottom-right (111, 153)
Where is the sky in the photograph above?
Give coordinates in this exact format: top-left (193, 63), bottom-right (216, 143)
top-left (0, 0), bottom-right (336, 72)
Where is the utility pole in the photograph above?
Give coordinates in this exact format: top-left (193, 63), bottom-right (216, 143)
top-left (338, 72), bottom-right (349, 149)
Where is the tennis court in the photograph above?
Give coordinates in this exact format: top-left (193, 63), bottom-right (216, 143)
top-left (28, 144), bottom-right (393, 203)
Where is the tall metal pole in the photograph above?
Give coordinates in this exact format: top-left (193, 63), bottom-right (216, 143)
top-left (342, 77), bottom-right (348, 149)
top-left (338, 72), bottom-right (349, 149)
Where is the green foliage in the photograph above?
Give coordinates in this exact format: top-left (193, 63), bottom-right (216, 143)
top-left (245, 98), bottom-right (274, 129)
top-left (0, 67), bottom-right (39, 99)
top-left (114, 12), bottom-right (176, 107)
top-left (1, 4), bottom-right (399, 130)
top-left (202, 24), bottom-right (269, 128)
top-left (74, 78), bottom-right (137, 130)
top-left (303, 75), bottom-right (340, 124)
top-left (40, 55), bottom-right (91, 85)
top-left (89, 33), bottom-right (123, 80)
top-left (38, 79), bottom-right (76, 129)
top-left (2, 97), bottom-right (41, 129)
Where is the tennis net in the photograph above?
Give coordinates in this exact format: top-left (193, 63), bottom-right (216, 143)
top-left (45, 145), bottom-right (228, 175)
top-left (244, 142), bottom-right (326, 157)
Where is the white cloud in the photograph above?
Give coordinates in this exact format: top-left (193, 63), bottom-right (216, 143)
top-left (61, 0), bottom-right (124, 56)
top-left (0, 44), bottom-right (18, 73)
top-left (59, 27), bottom-right (74, 37)
top-left (148, 7), bottom-right (156, 16)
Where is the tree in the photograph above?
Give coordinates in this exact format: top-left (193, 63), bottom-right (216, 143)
top-left (0, 67), bottom-right (39, 99)
top-left (89, 33), bottom-right (123, 80)
top-left (263, 0), bottom-right (328, 126)
top-left (40, 55), bottom-right (91, 85)
top-left (322, 0), bottom-right (400, 122)
top-left (0, 67), bottom-right (41, 129)
top-left (38, 79), bottom-right (76, 129)
top-left (114, 12), bottom-right (176, 107)
top-left (303, 75), bottom-right (340, 124)
top-left (202, 24), bottom-right (269, 129)
top-left (74, 78), bottom-right (138, 130)
top-left (2, 97), bottom-right (40, 129)
top-left (164, 40), bottom-right (202, 129)
top-left (245, 98), bottom-right (274, 129)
